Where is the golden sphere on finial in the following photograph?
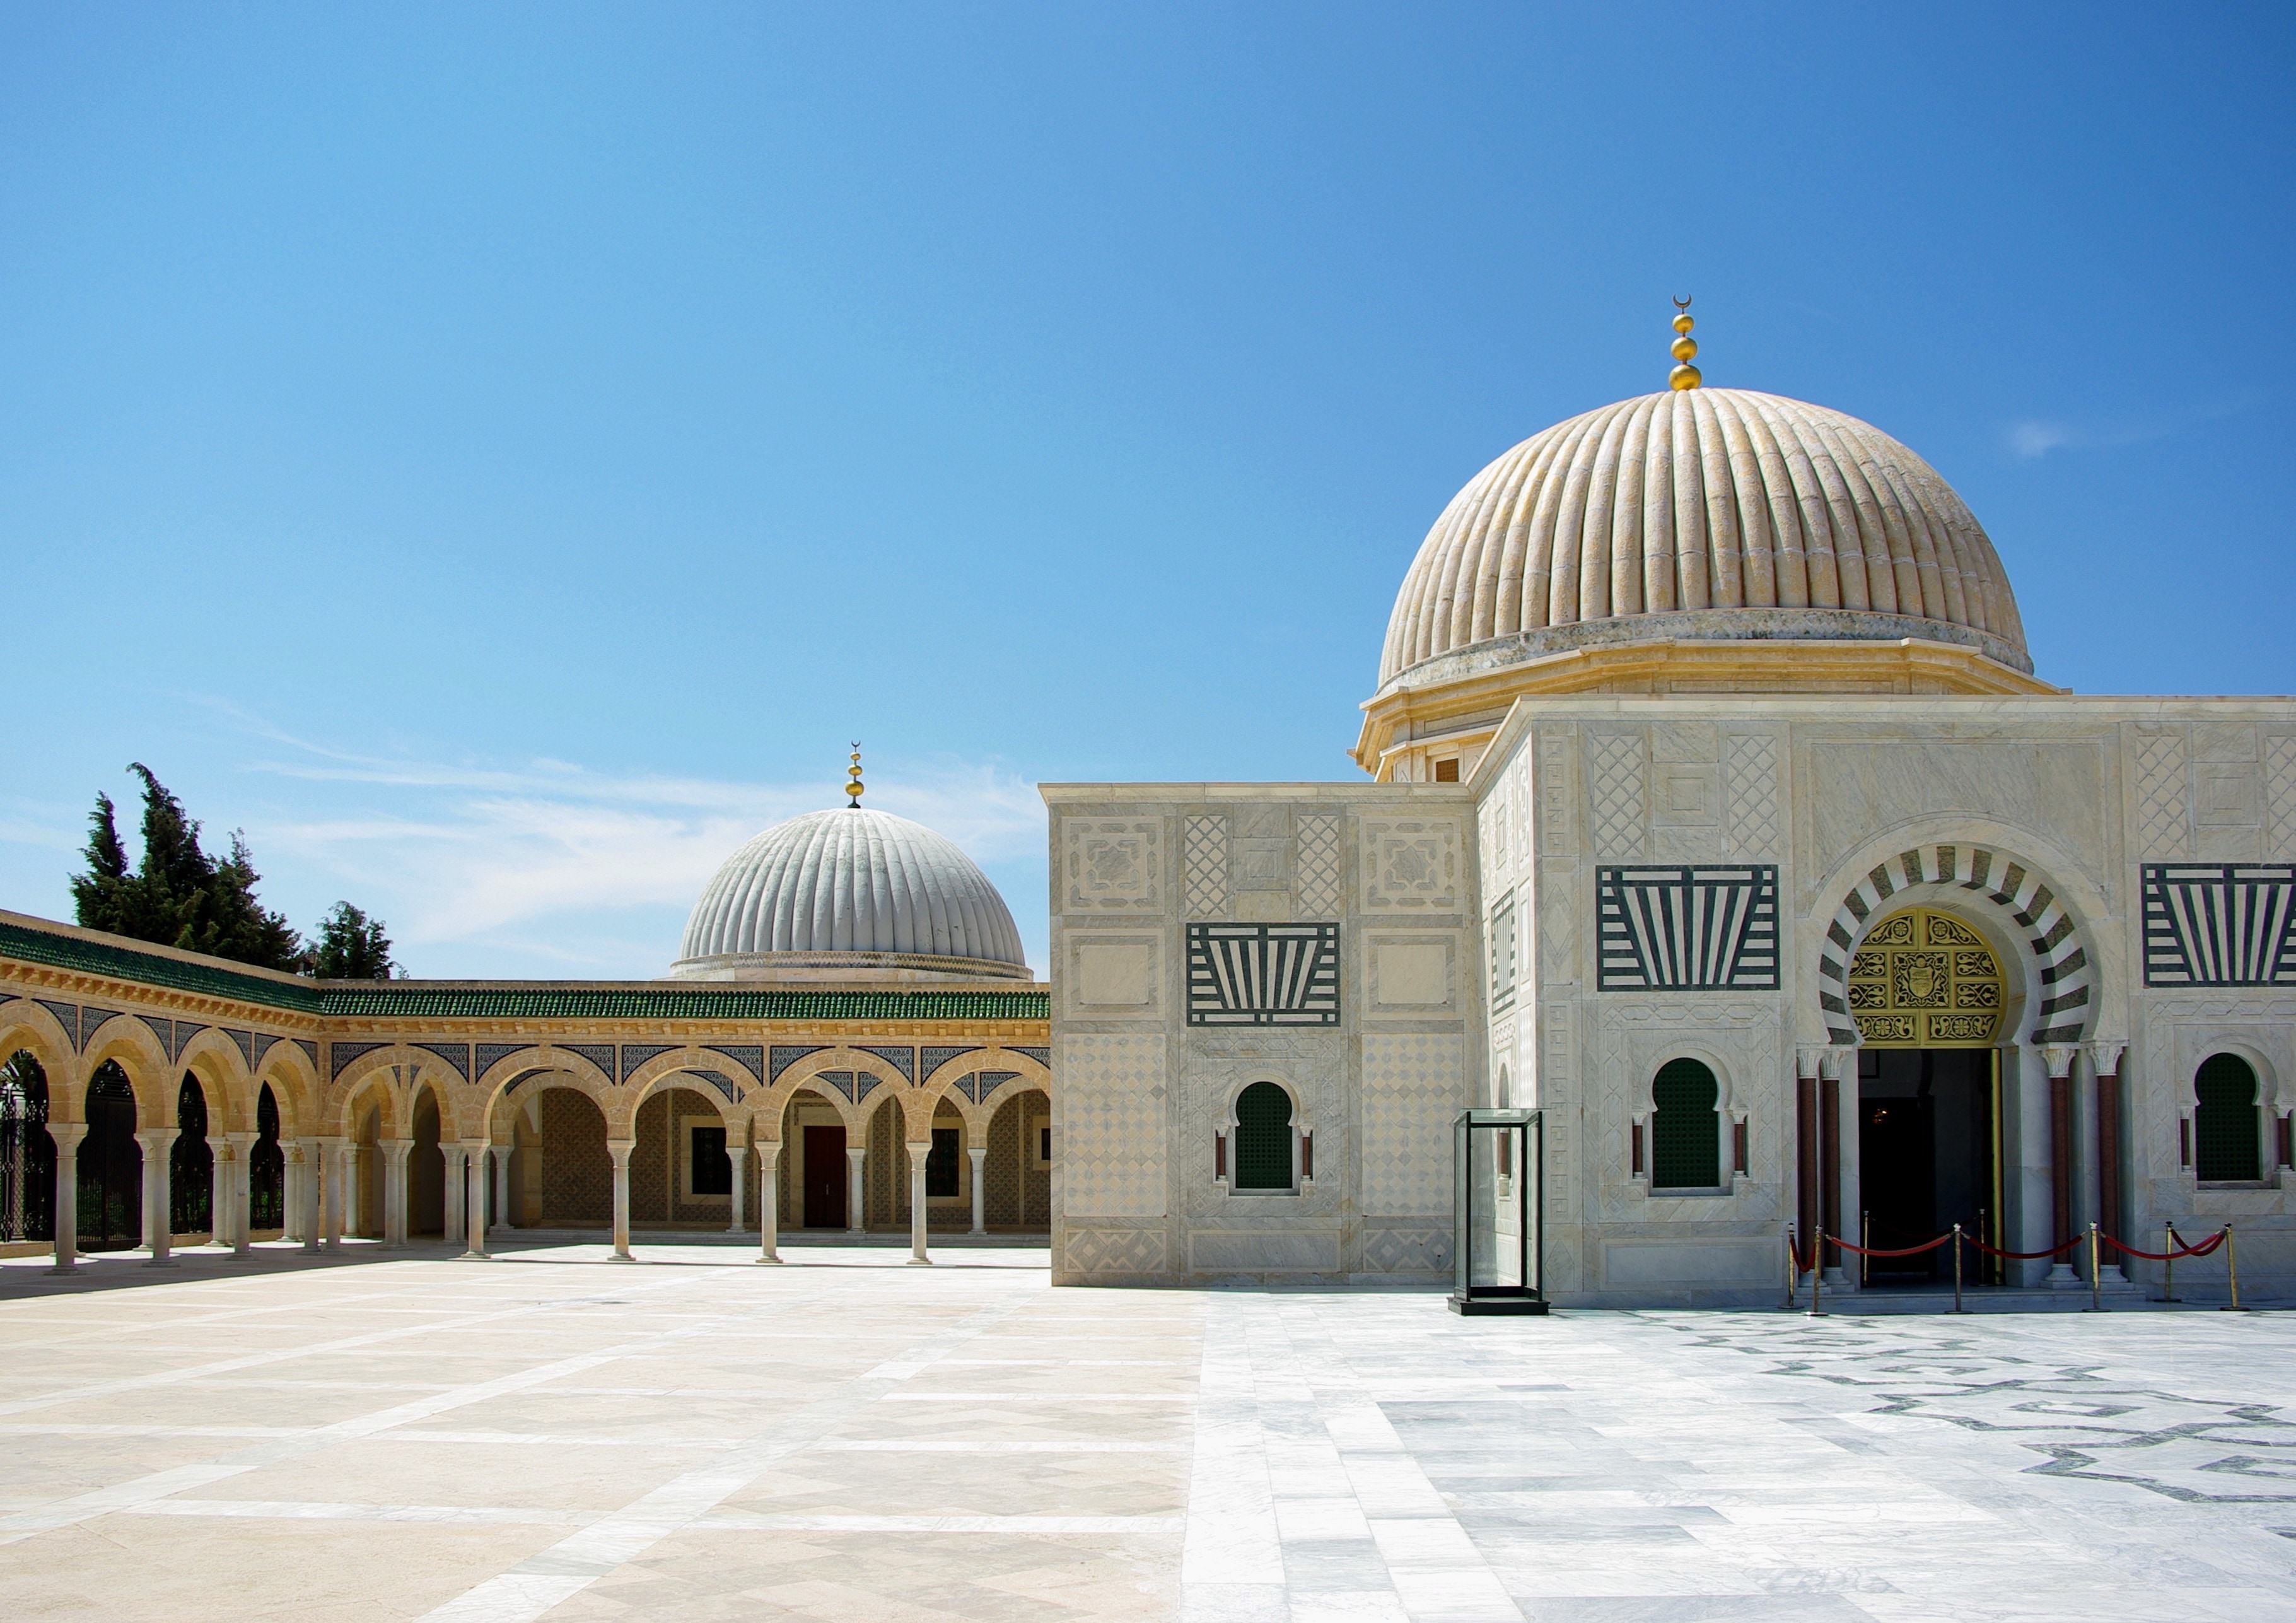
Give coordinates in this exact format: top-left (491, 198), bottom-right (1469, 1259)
top-left (846, 741), bottom-right (865, 806)
top-left (1668, 298), bottom-right (1700, 388)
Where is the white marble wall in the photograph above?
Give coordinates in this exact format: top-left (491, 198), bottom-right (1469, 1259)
top-left (1044, 785), bottom-right (1482, 1286)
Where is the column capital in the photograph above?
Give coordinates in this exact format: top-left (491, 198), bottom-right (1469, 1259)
top-left (224, 1130), bottom-right (258, 1151)
top-left (607, 1139), bottom-right (635, 1166)
top-left (905, 1141), bottom-right (932, 1166)
top-left (726, 1144), bottom-right (750, 1163)
top-left (382, 1136), bottom-right (414, 1152)
top-left (1795, 1046), bottom-right (1829, 1081)
top-left (2086, 1040), bottom-right (2126, 1078)
top-left (845, 1145), bottom-right (868, 1161)
top-left (45, 1120), bottom-right (88, 1148)
top-left (134, 1127), bottom-right (180, 1150)
top-left (2041, 1044), bottom-right (2080, 1080)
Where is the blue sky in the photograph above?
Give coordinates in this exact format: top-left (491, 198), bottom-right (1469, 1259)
top-left (3, 4), bottom-right (2290, 978)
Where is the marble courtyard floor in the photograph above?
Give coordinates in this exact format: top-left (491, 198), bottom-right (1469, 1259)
top-left (1, 1245), bottom-right (2294, 1620)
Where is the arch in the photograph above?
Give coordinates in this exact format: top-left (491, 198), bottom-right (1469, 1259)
top-left (79, 1060), bottom-right (141, 1248)
top-left (771, 1081), bottom-right (861, 1231)
top-left (252, 1040), bottom-right (321, 1142)
top-left (2194, 1053), bottom-right (2262, 1183)
top-left (250, 1082), bottom-right (286, 1231)
top-left (980, 1085), bottom-right (1051, 1231)
top-left (918, 1044), bottom-right (1054, 1099)
top-left (1, 1046), bottom-right (56, 1243)
top-left (173, 1028), bottom-right (253, 1134)
top-left (0, 1000), bottom-right (76, 1103)
top-left (409, 1081), bottom-right (447, 1236)
top-left (1814, 840), bottom-right (2099, 1048)
top-left (528, 1082), bottom-right (612, 1226)
top-left (771, 1048), bottom-right (913, 1128)
top-left (632, 1080), bottom-right (738, 1226)
top-left (1649, 1058), bottom-right (1722, 1191)
top-left (1233, 1081), bottom-right (1296, 1192)
top-left (626, 1054), bottom-right (745, 1134)
top-left (472, 1046), bottom-right (619, 1140)
top-left (79, 1017), bottom-right (170, 1128)
top-left (171, 1074), bottom-right (214, 1237)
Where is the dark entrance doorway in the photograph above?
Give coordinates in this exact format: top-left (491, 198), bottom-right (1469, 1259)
top-left (80, 1062), bottom-right (141, 1249)
top-left (803, 1125), bottom-right (846, 1228)
top-left (1858, 1049), bottom-right (1998, 1282)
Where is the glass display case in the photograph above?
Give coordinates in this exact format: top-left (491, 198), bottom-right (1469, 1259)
top-left (1450, 1108), bottom-right (1546, 1315)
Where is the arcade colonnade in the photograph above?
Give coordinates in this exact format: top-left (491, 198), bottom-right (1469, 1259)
top-left (0, 910), bottom-right (1054, 1270)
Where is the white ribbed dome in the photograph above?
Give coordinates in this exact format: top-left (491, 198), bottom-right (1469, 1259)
top-left (1380, 389), bottom-right (2030, 689)
top-left (673, 808), bottom-right (1027, 981)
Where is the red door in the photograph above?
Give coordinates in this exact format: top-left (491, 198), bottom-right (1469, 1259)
top-left (804, 1125), bottom-right (847, 1228)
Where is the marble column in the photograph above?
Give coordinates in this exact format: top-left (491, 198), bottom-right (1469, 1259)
top-left (491, 1146), bottom-right (513, 1230)
top-left (2090, 1040), bottom-right (2128, 1284)
top-left (323, 1138), bottom-right (350, 1248)
top-left (1792, 1048), bottom-right (1822, 1277)
top-left (441, 1145), bottom-right (467, 1245)
top-left (845, 1146), bottom-right (866, 1235)
top-left (609, 1140), bottom-right (634, 1260)
top-left (305, 1140), bottom-right (330, 1252)
top-left (969, 1146), bottom-right (988, 1236)
top-left (906, 1142), bottom-right (931, 1264)
top-left (1819, 1053), bottom-right (1844, 1282)
top-left (2043, 1045), bottom-right (2080, 1284)
top-left (282, 1150), bottom-right (301, 1242)
top-left (136, 1128), bottom-right (178, 1266)
top-left (462, 1144), bottom-right (488, 1259)
top-left (226, 1132), bottom-right (257, 1257)
top-left (382, 1138), bottom-right (413, 1247)
top-left (757, 1144), bottom-right (781, 1264)
top-left (726, 1145), bottom-right (749, 1234)
top-left (207, 1137), bottom-right (232, 1248)
top-left (46, 1122), bottom-right (85, 1273)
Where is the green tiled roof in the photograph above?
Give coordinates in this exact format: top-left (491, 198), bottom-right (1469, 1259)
top-left (0, 919), bottom-right (322, 1014)
top-left (2, 917), bottom-right (1045, 1024)
top-left (316, 987), bottom-right (1049, 1022)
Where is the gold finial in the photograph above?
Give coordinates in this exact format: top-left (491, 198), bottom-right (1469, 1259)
top-left (1668, 296), bottom-right (1701, 390)
top-left (845, 742), bottom-right (865, 808)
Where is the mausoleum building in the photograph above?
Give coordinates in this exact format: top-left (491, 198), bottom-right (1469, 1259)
top-left (1045, 312), bottom-right (2296, 1301)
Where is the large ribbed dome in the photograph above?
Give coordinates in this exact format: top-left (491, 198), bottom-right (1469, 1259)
top-left (1379, 389), bottom-right (2030, 689)
top-left (673, 807), bottom-right (1028, 981)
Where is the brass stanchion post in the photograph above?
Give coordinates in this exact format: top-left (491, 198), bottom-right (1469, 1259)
top-left (2165, 1222), bottom-right (2179, 1304)
top-left (1861, 1210), bottom-right (1870, 1287)
top-left (1952, 1223), bottom-right (1964, 1314)
top-left (2225, 1224), bottom-right (2240, 1311)
top-left (1808, 1228), bottom-right (1826, 1318)
top-left (2087, 1223), bottom-right (2101, 1312)
top-left (1784, 1223), bottom-right (1797, 1309)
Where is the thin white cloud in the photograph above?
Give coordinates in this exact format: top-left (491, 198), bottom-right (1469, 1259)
top-left (235, 733), bottom-right (1047, 968)
top-left (2003, 391), bottom-right (2261, 462)
top-left (2006, 419), bottom-right (2078, 459)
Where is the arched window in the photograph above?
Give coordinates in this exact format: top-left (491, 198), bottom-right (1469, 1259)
top-left (1651, 1058), bottom-right (1720, 1191)
top-left (2194, 1053), bottom-right (2260, 1183)
top-left (1233, 1082), bottom-right (1294, 1191)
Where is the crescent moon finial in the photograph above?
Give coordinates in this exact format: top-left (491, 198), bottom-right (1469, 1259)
top-left (1674, 296), bottom-right (1692, 312)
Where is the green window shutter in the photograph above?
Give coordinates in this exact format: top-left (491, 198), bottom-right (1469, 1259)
top-left (1650, 1058), bottom-right (1720, 1190)
top-left (1233, 1082), bottom-right (1293, 1190)
top-left (2195, 1053), bottom-right (2259, 1182)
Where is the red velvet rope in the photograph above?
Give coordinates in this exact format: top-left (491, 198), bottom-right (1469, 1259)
top-left (1829, 1232), bottom-right (1957, 1258)
top-left (1960, 1234), bottom-right (2084, 1261)
top-left (1792, 1227), bottom-right (2229, 1267)
top-left (2101, 1228), bottom-right (2227, 1262)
